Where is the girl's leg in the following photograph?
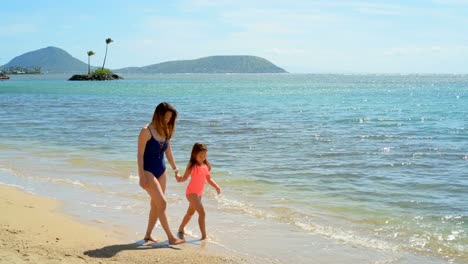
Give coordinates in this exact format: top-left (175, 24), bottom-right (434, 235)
top-left (143, 172), bottom-right (184, 245)
top-left (143, 174), bottom-right (167, 242)
top-left (178, 198), bottom-right (196, 236)
top-left (186, 194), bottom-right (206, 240)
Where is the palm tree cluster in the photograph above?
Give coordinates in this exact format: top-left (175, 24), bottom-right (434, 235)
top-left (86, 38), bottom-right (113, 75)
top-left (102, 38), bottom-right (113, 70)
top-left (87, 51), bottom-right (95, 74)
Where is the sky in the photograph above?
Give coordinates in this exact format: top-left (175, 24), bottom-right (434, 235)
top-left (1, 0), bottom-right (468, 73)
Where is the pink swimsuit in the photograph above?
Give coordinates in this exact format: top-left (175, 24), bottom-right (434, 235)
top-left (186, 164), bottom-right (209, 196)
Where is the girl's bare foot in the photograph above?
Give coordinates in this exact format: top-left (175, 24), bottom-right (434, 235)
top-left (144, 236), bottom-right (158, 243)
top-left (201, 235), bottom-right (207, 240)
top-left (177, 230), bottom-right (185, 239)
top-left (169, 237), bottom-right (185, 245)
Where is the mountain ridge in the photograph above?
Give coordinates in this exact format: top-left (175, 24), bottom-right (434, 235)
top-left (1, 47), bottom-right (287, 74)
top-left (114, 55), bottom-right (287, 73)
top-left (1, 47), bottom-right (91, 73)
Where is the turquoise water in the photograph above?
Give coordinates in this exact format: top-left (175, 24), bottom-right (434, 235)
top-left (0, 74), bottom-right (467, 263)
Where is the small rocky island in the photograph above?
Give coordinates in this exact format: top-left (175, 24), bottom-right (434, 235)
top-left (68, 70), bottom-right (123, 81)
top-left (68, 38), bottom-right (122, 81)
top-left (0, 72), bottom-right (10, 80)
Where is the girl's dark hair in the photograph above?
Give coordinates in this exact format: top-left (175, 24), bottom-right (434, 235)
top-left (189, 143), bottom-right (210, 169)
top-left (152, 102), bottom-right (177, 139)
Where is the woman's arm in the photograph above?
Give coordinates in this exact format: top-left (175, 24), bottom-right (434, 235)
top-left (137, 127), bottom-right (150, 189)
top-left (179, 163), bottom-right (192, 183)
top-left (165, 140), bottom-right (181, 178)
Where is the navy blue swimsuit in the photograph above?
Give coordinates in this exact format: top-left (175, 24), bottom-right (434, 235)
top-left (143, 128), bottom-right (168, 178)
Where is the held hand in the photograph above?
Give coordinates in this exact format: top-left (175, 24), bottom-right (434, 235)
top-left (175, 172), bottom-right (182, 182)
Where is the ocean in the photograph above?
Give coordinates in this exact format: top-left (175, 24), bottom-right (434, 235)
top-left (0, 74), bottom-right (466, 263)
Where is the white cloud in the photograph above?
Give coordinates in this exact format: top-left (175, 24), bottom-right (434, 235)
top-left (432, 0), bottom-right (468, 4)
top-left (3, 23), bottom-right (39, 34)
top-left (143, 16), bottom-right (211, 36)
top-left (182, 0), bottom-right (237, 8)
top-left (354, 6), bottom-right (401, 15)
top-left (383, 45), bottom-right (468, 57)
top-left (267, 48), bottom-right (308, 56)
top-left (220, 8), bottom-right (339, 37)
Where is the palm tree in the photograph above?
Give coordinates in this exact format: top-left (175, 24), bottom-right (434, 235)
top-left (101, 38), bottom-right (113, 70)
top-left (87, 51), bottom-right (95, 74)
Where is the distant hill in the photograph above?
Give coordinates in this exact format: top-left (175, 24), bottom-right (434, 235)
top-left (1, 47), bottom-right (287, 74)
top-left (115, 56), bottom-right (287, 74)
top-left (1, 46), bottom-right (91, 73)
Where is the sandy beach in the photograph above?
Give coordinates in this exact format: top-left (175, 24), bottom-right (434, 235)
top-left (0, 185), bottom-right (244, 264)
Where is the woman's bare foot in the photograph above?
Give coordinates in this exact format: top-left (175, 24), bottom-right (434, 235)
top-left (144, 236), bottom-right (158, 243)
top-left (200, 235), bottom-right (207, 240)
top-left (169, 237), bottom-right (185, 245)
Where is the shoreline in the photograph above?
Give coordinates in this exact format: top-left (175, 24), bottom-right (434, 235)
top-left (0, 184), bottom-right (244, 264)
top-left (0, 163), bottom-right (462, 264)
top-left (1, 74), bottom-right (466, 264)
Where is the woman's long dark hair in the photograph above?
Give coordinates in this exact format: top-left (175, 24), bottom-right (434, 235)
top-left (151, 102), bottom-right (177, 139)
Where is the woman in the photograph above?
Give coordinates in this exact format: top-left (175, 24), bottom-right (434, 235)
top-left (137, 102), bottom-right (184, 245)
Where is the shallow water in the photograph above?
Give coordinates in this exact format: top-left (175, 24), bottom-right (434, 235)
top-left (1, 74), bottom-right (467, 263)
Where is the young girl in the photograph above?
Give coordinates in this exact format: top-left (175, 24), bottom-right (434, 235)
top-left (176, 143), bottom-right (221, 240)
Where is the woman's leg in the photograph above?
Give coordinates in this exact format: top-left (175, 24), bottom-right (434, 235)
top-left (144, 172), bottom-right (168, 240)
top-left (186, 194), bottom-right (206, 240)
top-left (143, 172), bottom-right (184, 244)
top-left (144, 199), bottom-right (158, 241)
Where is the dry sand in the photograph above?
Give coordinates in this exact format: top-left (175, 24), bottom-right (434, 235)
top-left (0, 185), bottom-right (244, 264)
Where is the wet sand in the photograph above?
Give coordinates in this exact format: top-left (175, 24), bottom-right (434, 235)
top-left (0, 185), bottom-right (244, 264)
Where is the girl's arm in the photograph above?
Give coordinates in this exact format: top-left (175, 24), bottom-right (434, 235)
top-left (165, 140), bottom-right (181, 178)
top-left (179, 163), bottom-right (192, 182)
top-left (137, 127), bottom-right (150, 189)
top-left (206, 173), bottom-right (221, 195)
